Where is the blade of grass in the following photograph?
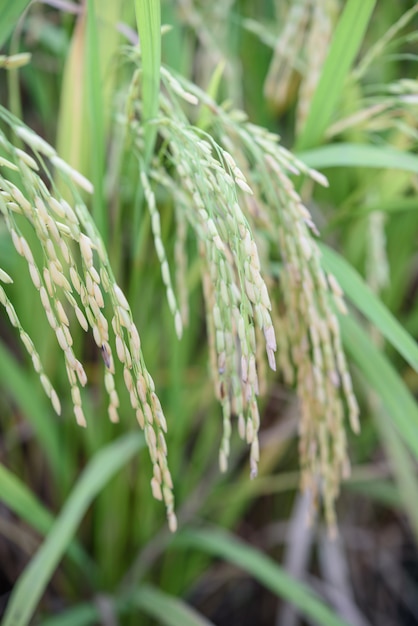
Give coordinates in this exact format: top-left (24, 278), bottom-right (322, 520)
top-left (0, 463), bottom-right (53, 535)
top-left (134, 0), bottom-right (161, 165)
top-left (328, 197), bottom-right (417, 229)
top-left (295, 0), bottom-right (376, 150)
top-left (320, 244), bottom-right (418, 372)
top-left (2, 432), bottom-right (145, 626)
top-left (375, 410), bottom-right (418, 540)
top-left (299, 143), bottom-right (418, 173)
top-left (7, 24), bottom-right (25, 124)
top-left (173, 528), bottom-right (351, 626)
top-left (0, 341), bottom-right (66, 481)
top-left (55, 14), bottom-right (88, 190)
top-left (346, 478), bottom-right (401, 508)
top-left (130, 584), bottom-right (215, 626)
top-left (196, 60), bottom-right (226, 131)
top-left (39, 604), bottom-right (97, 626)
top-left (40, 584), bottom-right (215, 626)
top-left (340, 315), bottom-right (418, 459)
top-left (132, 0), bottom-right (162, 280)
top-left (85, 0), bottom-right (107, 242)
top-left (353, 3), bottom-right (418, 81)
top-left (0, 463), bottom-right (95, 576)
top-left (0, 0), bottom-right (31, 49)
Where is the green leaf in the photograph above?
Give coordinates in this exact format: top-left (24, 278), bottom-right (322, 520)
top-left (197, 60), bottom-right (226, 131)
top-left (299, 143), bottom-right (418, 174)
top-left (0, 1), bottom-right (31, 49)
top-left (40, 584), bottom-right (215, 626)
top-left (131, 585), bottom-right (215, 626)
top-left (0, 463), bottom-right (52, 535)
top-left (0, 341), bottom-right (65, 479)
top-left (296, 0), bottom-right (376, 150)
top-left (39, 604), bottom-right (97, 626)
top-left (329, 197), bottom-right (418, 228)
top-left (174, 528), bottom-right (351, 626)
top-left (346, 479), bottom-right (401, 508)
top-left (3, 433), bottom-right (145, 626)
top-left (86, 0), bottom-right (106, 242)
top-left (340, 315), bottom-right (418, 459)
top-left (132, 0), bottom-right (162, 266)
top-left (134, 0), bottom-right (161, 164)
top-left (375, 411), bottom-right (418, 540)
top-left (0, 463), bottom-right (95, 575)
top-left (320, 244), bottom-right (418, 372)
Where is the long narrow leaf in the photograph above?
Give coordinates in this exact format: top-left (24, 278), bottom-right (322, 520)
top-left (134, 0), bottom-right (161, 164)
top-left (86, 0), bottom-right (107, 242)
top-left (174, 528), bottom-right (351, 626)
top-left (346, 479), bottom-right (401, 508)
top-left (0, 463), bottom-right (52, 535)
top-left (320, 244), bottom-right (418, 372)
top-left (3, 433), bottom-right (145, 626)
top-left (0, 1), bottom-right (31, 49)
top-left (131, 0), bottom-right (162, 270)
top-left (40, 584), bottom-right (215, 626)
top-left (132, 584), bottom-right (215, 626)
top-left (375, 411), bottom-right (418, 540)
top-left (299, 143), bottom-right (418, 173)
top-left (0, 464), bottom-right (95, 575)
top-left (40, 604), bottom-right (97, 626)
top-left (296, 0), bottom-right (376, 150)
top-left (0, 342), bottom-right (64, 479)
top-left (329, 197), bottom-right (418, 228)
top-left (340, 315), bottom-right (418, 459)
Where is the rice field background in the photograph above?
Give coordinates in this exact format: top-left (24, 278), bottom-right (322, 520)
top-left (0, 1), bottom-right (418, 625)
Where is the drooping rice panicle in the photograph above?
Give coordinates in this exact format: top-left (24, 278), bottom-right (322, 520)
top-left (121, 56), bottom-right (360, 528)
top-left (0, 115), bottom-right (177, 532)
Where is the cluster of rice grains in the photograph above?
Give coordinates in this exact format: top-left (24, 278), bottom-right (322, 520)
top-left (124, 63), bottom-right (360, 530)
top-left (0, 111), bottom-right (177, 532)
top-left (139, 99), bottom-right (277, 483)
top-left (0, 52), bottom-right (360, 530)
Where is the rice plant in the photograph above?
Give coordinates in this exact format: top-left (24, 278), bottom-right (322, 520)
top-left (0, 1), bottom-right (418, 625)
